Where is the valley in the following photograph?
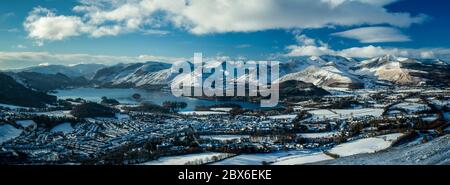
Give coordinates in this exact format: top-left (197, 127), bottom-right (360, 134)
top-left (0, 54), bottom-right (449, 165)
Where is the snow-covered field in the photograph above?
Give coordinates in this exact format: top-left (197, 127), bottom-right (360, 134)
top-left (328, 133), bottom-right (403, 157)
top-left (16, 120), bottom-right (36, 128)
top-left (421, 115), bottom-right (438, 122)
top-left (200, 135), bottom-right (250, 141)
top-left (307, 108), bottom-right (383, 121)
top-left (0, 124), bottom-right (23, 144)
top-left (268, 114), bottom-right (297, 120)
top-left (297, 131), bottom-right (339, 139)
top-left (179, 111), bottom-right (228, 115)
top-left (392, 103), bottom-right (430, 114)
top-left (317, 135), bottom-right (450, 165)
top-left (50, 123), bottom-right (74, 134)
top-left (404, 98), bottom-right (422, 103)
top-left (142, 152), bottom-right (231, 165)
top-left (430, 99), bottom-right (449, 109)
top-left (115, 113), bottom-right (130, 120)
top-left (34, 111), bottom-right (73, 117)
top-left (272, 152), bottom-right (333, 165)
top-left (212, 150), bottom-right (320, 165)
top-left (210, 108), bottom-right (233, 112)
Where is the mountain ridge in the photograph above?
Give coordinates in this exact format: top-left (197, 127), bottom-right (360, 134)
top-left (5, 55), bottom-right (450, 91)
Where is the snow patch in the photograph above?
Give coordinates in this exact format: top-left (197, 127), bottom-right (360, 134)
top-left (272, 152), bottom-right (333, 165)
top-left (328, 133), bottom-right (403, 157)
top-left (142, 152), bottom-right (230, 165)
top-left (51, 123), bottom-right (74, 134)
top-left (179, 111), bottom-right (228, 115)
top-left (16, 120), bottom-right (36, 128)
top-left (297, 131), bottom-right (339, 139)
top-left (0, 124), bottom-right (23, 144)
top-left (200, 135), bottom-right (250, 141)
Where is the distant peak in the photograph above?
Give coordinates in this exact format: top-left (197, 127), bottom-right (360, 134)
top-left (379, 54), bottom-right (397, 61)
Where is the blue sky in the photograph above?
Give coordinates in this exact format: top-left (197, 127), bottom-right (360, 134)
top-left (0, 0), bottom-right (449, 69)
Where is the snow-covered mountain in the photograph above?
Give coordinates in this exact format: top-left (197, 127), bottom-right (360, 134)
top-left (7, 72), bottom-right (91, 92)
top-left (278, 55), bottom-right (449, 88)
top-left (15, 64), bottom-right (105, 79)
top-left (88, 55), bottom-right (449, 89)
top-left (92, 61), bottom-right (175, 88)
top-left (279, 55), bottom-right (365, 89)
top-left (352, 55), bottom-right (450, 86)
top-left (15, 55), bottom-right (447, 90)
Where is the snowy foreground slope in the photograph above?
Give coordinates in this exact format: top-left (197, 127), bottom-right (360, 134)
top-left (314, 135), bottom-right (450, 165)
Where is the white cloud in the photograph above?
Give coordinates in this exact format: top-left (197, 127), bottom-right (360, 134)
top-left (332, 26), bottom-right (411, 43)
top-left (419, 51), bottom-right (435, 59)
top-left (287, 44), bottom-right (450, 60)
top-left (286, 34), bottom-right (337, 56)
top-left (321, 0), bottom-right (397, 7)
top-left (338, 45), bottom-right (408, 58)
top-left (24, 7), bottom-right (86, 41)
top-left (336, 46), bottom-right (449, 59)
top-left (286, 45), bottom-right (336, 56)
top-left (23, 5), bottom-right (168, 43)
top-left (0, 51), bottom-right (187, 69)
top-left (24, 0), bottom-right (426, 41)
top-left (285, 34), bottom-right (450, 60)
top-left (295, 34), bottom-right (318, 46)
top-left (171, 0), bottom-right (425, 34)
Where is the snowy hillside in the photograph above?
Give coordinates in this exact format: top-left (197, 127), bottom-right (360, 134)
top-left (17, 64), bottom-right (105, 79)
top-left (353, 55), bottom-right (450, 86)
top-left (280, 54), bottom-right (449, 88)
top-left (0, 124), bottom-right (23, 144)
top-left (316, 135), bottom-right (450, 165)
top-left (92, 61), bottom-right (174, 87)
top-left (9, 54), bottom-right (448, 90)
top-left (279, 56), bottom-right (364, 89)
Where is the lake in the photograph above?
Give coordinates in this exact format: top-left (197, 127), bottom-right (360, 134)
top-left (51, 87), bottom-right (265, 111)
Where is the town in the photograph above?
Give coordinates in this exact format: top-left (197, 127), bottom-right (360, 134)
top-left (1, 87), bottom-right (448, 165)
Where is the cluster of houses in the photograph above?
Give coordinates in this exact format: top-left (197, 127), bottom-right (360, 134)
top-left (0, 87), bottom-right (448, 164)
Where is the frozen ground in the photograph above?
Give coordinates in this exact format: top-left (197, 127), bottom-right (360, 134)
top-left (115, 113), bottom-right (130, 120)
top-left (50, 123), bottom-right (74, 134)
top-left (34, 111), bottom-right (73, 117)
top-left (210, 108), bottom-right (233, 112)
top-left (315, 135), bottom-right (450, 165)
top-left (307, 108), bottom-right (383, 121)
top-left (212, 150), bottom-right (320, 165)
top-left (179, 111), bottom-right (228, 115)
top-left (142, 152), bottom-right (230, 165)
top-left (297, 131), bottom-right (339, 139)
top-left (268, 114), bottom-right (297, 120)
top-left (272, 152), bottom-right (333, 165)
top-left (16, 120), bottom-right (36, 128)
top-left (392, 103), bottom-right (430, 114)
top-left (328, 133), bottom-right (403, 157)
top-left (0, 124), bottom-right (23, 144)
top-left (200, 135), bottom-right (250, 141)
